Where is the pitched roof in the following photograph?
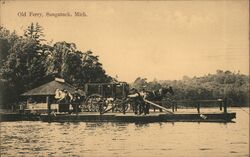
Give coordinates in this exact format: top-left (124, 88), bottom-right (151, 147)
top-left (21, 80), bottom-right (77, 96)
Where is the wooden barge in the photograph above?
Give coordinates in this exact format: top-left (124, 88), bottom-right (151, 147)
top-left (1, 110), bottom-right (236, 123)
top-left (39, 112), bottom-right (236, 123)
top-left (1, 97), bottom-right (236, 123)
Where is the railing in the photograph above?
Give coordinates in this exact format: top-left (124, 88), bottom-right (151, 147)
top-left (155, 98), bottom-right (228, 114)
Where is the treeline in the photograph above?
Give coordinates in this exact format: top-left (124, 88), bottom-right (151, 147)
top-left (132, 70), bottom-right (249, 106)
top-left (0, 23), bottom-right (112, 108)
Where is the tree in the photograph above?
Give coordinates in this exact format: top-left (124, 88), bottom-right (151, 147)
top-left (0, 27), bottom-right (19, 66)
top-left (48, 42), bottom-right (76, 77)
top-left (131, 77), bottom-right (148, 91)
top-left (24, 22), bottom-right (45, 43)
top-left (131, 70), bottom-right (249, 106)
top-left (0, 24), bottom-right (113, 107)
top-left (62, 52), bottom-right (83, 86)
top-left (0, 24), bottom-right (47, 106)
top-left (47, 42), bottom-right (111, 87)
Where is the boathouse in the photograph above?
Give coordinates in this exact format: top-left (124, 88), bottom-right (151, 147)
top-left (21, 78), bottom-right (83, 113)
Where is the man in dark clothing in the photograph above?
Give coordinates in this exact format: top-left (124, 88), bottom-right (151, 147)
top-left (72, 88), bottom-right (82, 113)
top-left (56, 89), bottom-right (72, 113)
top-left (128, 88), bottom-right (146, 115)
top-left (64, 90), bottom-right (72, 113)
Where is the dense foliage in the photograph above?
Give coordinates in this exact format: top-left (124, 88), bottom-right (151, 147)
top-left (0, 23), bottom-right (112, 107)
top-left (132, 70), bottom-right (249, 106)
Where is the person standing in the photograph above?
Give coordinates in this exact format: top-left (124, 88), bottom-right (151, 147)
top-left (141, 88), bottom-right (150, 115)
top-left (55, 89), bottom-right (65, 112)
top-left (128, 88), bottom-right (146, 115)
top-left (64, 90), bottom-right (73, 113)
top-left (72, 88), bottom-right (81, 114)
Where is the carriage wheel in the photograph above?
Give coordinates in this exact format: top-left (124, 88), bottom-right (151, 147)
top-left (79, 100), bottom-right (88, 112)
top-left (113, 99), bottom-right (129, 112)
top-left (85, 94), bottom-right (107, 112)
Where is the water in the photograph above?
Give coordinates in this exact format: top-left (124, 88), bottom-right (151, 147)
top-left (1, 108), bottom-right (249, 157)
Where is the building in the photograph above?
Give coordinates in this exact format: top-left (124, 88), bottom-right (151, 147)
top-left (21, 78), bottom-right (83, 113)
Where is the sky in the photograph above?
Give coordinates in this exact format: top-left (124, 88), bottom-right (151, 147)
top-left (0, 0), bottom-right (249, 82)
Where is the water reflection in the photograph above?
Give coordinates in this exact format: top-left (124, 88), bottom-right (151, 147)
top-left (135, 123), bottom-right (150, 128)
top-left (1, 108), bottom-right (249, 157)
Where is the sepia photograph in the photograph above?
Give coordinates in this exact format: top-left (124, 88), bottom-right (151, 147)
top-left (0, 0), bottom-right (249, 157)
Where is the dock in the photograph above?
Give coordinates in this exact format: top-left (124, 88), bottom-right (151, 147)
top-left (39, 111), bottom-right (236, 123)
top-left (0, 110), bottom-right (236, 123)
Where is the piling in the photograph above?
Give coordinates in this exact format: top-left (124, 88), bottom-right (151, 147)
top-left (175, 102), bottom-right (178, 111)
top-left (46, 96), bottom-right (51, 122)
top-left (219, 100), bottom-right (222, 111)
top-left (223, 98), bottom-right (227, 113)
top-left (197, 103), bottom-right (200, 114)
top-left (172, 102), bottom-right (175, 112)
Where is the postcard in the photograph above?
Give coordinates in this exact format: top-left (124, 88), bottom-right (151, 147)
top-left (0, 0), bottom-right (249, 157)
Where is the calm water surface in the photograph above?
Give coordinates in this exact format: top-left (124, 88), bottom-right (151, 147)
top-left (1, 108), bottom-right (249, 157)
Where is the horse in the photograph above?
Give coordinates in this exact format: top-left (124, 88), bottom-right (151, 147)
top-left (143, 86), bottom-right (174, 102)
top-left (142, 86), bottom-right (174, 112)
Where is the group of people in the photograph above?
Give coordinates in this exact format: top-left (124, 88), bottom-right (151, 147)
top-left (55, 88), bottom-right (83, 113)
top-left (127, 86), bottom-right (174, 115)
top-left (53, 86), bottom-right (173, 115)
top-left (127, 88), bottom-right (150, 115)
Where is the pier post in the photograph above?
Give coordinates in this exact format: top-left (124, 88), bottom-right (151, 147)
top-left (219, 99), bottom-right (222, 111)
top-left (197, 103), bottom-right (200, 114)
top-left (175, 102), bottom-right (177, 111)
top-left (223, 98), bottom-right (227, 113)
top-left (46, 96), bottom-right (51, 122)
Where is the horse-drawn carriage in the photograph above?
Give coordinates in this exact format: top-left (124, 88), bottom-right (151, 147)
top-left (79, 82), bottom-right (131, 113)
top-left (76, 82), bottom-right (174, 114)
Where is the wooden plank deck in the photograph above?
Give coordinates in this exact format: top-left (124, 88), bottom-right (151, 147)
top-left (0, 109), bottom-right (236, 123)
top-left (39, 110), bottom-right (236, 123)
